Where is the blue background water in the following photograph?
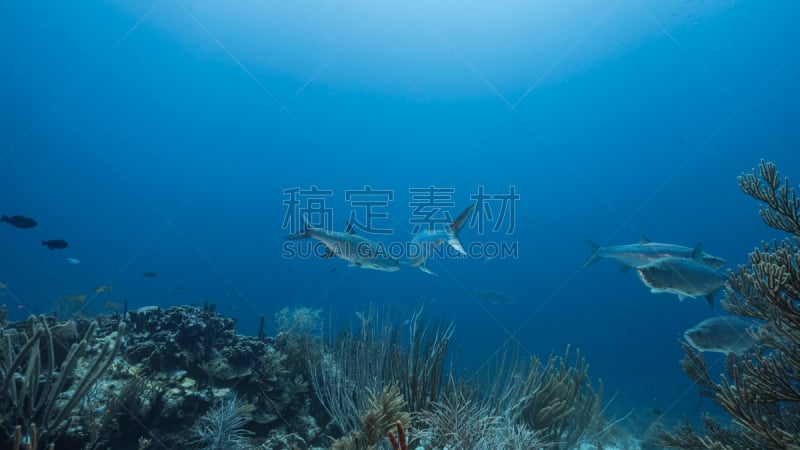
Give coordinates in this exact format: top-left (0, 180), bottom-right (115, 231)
top-left (2, 0), bottom-right (799, 429)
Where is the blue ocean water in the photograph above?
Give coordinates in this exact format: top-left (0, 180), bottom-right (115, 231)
top-left (1, 0), bottom-right (798, 435)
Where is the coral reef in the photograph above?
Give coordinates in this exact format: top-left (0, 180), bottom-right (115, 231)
top-left (120, 304), bottom-right (325, 448)
top-left (312, 308), bottom-right (603, 450)
top-left (273, 306), bottom-right (324, 395)
top-left (1, 305), bottom-right (327, 449)
top-left (2, 300), bottom-right (610, 449)
top-left (659, 160), bottom-right (800, 449)
top-left (0, 315), bottom-right (123, 448)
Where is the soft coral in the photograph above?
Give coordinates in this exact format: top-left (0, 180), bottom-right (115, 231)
top-left (388, 420), bottom-right (407, 450)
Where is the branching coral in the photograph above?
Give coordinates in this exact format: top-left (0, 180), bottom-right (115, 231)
top-left (510, 346), bottom-right (604, 450)
top-left (310, 307), bottom-right (452, 437)
top-left (416, 380), bottom-right (502, 449)
top-left (660, 160), bottom-right (800, 449)
top-left (309, 307), bottom-right (398, 435)
top-left (738, 159), bottom-right (800, 236)
top-left (476, 344), bottom-right (604, 449)
top-left (275, 306), bottom-right (322, 336)
top-left (190, 395), bottom-right (253, 450)
top-left (416, 377), bottom-right (555, 450)
top-left (330, 383), bottom-right (411, 450)
top-left (313, 308), bottom-right (601, 449)
top-left (1, 317), bottom-right (124, 448)
top-left (399, 309), bottom-right (454, 415)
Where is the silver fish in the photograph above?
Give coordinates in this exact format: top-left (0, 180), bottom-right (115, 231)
top-left (636, 254), bottom-right (727, 307)
top-left (583, 238), bottom-right (726, 270)
top-left (684, 316), bottom-right (756, 354)
top-left (470, 289), bottom-right (514, 304)
top-left (287, 220), bottom-right (400, 272)
top-left (407, 204), bottom-right (475, 276)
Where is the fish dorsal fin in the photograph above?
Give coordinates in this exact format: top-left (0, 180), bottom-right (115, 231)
top-left (450, 203), bottom-right (476, 232)
top-left (345, 221), bottom-right (356, 235)
top-left (691, 243), bottom-right (703, 260)
top-left (638, 234), bottom-right (652, 244)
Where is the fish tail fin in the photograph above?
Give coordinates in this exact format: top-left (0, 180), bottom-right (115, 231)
top-left (705, 285), bottom-right (724, 309)
top-left (445, 204), bottom-right (476, 256)
top-left (450, 203), bottom-right (476, 234)
top-left (582, 239), bottom-right (603, 268)
top-left (286, 218), bottom-right (313, 240)
top-left (446, 233), bottom-right (468, 256)
top-left (0, 215), bottom-right (7, 222)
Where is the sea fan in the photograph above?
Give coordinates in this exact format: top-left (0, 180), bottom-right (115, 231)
top-left (190, 395), bottom-right (252, 450)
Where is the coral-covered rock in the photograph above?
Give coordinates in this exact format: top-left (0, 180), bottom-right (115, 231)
top-left (118, 305), bottom-right (324, 447)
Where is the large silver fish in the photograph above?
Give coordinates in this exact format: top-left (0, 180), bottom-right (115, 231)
top-left (583, 238), bottom-right (726, 270)
top-left (636, 253), bottom-right (727, 307)
top-left (286, 220), bottom-right (400, 272)
top-left (407, 204), bottom-right (475, 276)
top-left (684, 316), bottom-right (756, 354)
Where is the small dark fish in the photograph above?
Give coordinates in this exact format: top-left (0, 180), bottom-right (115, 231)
top-left (142, 271), bottom-right (159, 278)
top-left (2, 215), bottom-right (37, 229)
top-left (42, 239), bottom-right (68, 250)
